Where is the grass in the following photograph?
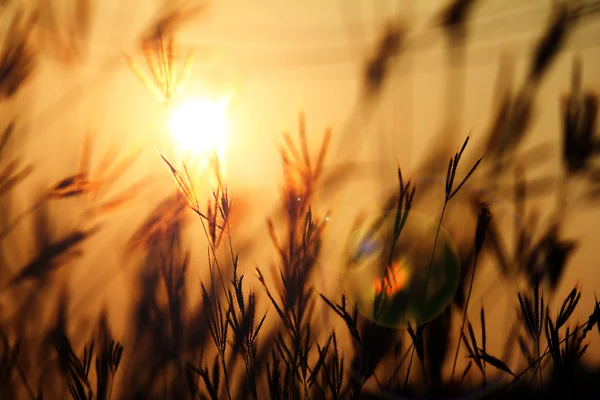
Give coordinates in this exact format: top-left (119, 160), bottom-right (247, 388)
top-left (1, 0), bottom-right (600, 399)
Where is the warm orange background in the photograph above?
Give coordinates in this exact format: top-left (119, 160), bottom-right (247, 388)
top-left (6, 0), bottom-right (600, 372)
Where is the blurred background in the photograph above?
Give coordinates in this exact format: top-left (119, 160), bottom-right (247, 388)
top-left (2, 0), bottom-right (600, 395)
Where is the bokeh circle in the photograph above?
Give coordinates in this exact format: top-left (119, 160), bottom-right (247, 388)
top-left (343, 208), bottom-right (461, 328)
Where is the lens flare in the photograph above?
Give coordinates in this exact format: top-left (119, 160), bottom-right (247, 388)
top-left (168, 97), bottom-right (228, 163)
top-left (343, 209), bottom-right (460, 328)
top-left (348, 227), bottom-right (384, 262)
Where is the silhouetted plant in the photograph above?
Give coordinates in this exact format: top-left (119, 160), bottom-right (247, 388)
top-left (1, 0), bottom-right (599, 399)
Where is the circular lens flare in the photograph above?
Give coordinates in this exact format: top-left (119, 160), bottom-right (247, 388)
top-left (343, 209), bottom-right (460, 328)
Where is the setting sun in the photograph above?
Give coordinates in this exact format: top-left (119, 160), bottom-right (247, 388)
top-left (168, 97), bottom-right (229, 161)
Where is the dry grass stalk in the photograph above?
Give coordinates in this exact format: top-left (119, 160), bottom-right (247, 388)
top-left (127, 1), bottom-right (207, 104)
top-left (0, 6), bottom-right (37, 99)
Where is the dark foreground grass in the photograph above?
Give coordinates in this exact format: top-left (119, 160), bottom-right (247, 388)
top-left (1, 0), bottom-right (600, 399)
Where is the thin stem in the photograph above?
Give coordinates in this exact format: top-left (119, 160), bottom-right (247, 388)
top-left (199, 217), bottom-right (228, 296)
top-left (525, 337), bottom-right (549, 389)
top-left (220, 353), bottom-right (233, 400)
top-left (198, 210), bottom-right (233, 400)
top-left (419, 203), bottom-right (447, 325)
top-left (403, 339), bottom-right (416, 391)
top-left (537, 341), bottom-right (544, 389)
top-left (303, 372), bottom-right (309, 400)
top-left (404, 203), bottom-right (447, 390)
top-left (384, 342), bottom-right (413, 392)
top-left (451, 246), bottom-right (481, 381)
top-left (240, 349), bottom-right (258, 400)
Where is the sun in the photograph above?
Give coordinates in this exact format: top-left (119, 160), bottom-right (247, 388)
top-left (168, 97), bottom-right (229, 163)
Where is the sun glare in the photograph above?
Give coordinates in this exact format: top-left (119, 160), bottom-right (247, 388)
top-left (168, 97), bottom-right (229, 163)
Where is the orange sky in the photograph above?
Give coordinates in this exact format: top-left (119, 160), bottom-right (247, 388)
top-left (9, 0), bottom-right (600, 367)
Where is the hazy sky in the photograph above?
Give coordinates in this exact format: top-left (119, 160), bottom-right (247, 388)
top-left (13, 0), bottom-right (600, 365)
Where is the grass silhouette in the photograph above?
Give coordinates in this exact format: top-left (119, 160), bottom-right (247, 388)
top-left (1, 0), bottom-right (600, 399)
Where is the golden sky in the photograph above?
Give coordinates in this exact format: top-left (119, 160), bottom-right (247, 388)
top-left (8, 0), bottom-right (600, 366)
